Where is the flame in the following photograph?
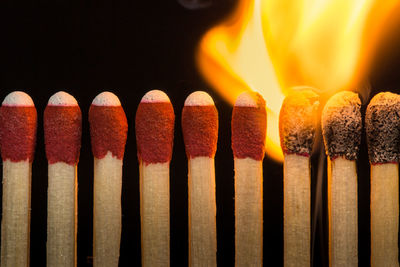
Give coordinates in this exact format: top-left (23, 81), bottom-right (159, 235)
top-left (197, 0), bottom-right (399, 162)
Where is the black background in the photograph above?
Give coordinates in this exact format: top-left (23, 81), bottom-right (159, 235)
top-left (1, 0), bottom-right (400, 266)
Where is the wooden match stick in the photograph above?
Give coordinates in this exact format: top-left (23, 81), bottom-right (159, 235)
top-left (321, 91), bottom-right (361, 267)
top-left (232, 91), bottom-right (266, 266)
top-left (279, 89), bottom-right (319, 267)
top-left (365, 92), bottom-right (400, 267)
top-left (135, 90), bottom-right (175, 266)
top-left (89, 92), bottom-right (128, 267)
top-left (0, 91), bottom-right (37, 266)
top-left (182, 91), bottom-right (218, 266)
top-left (44, 91), bottom-right (82, 267)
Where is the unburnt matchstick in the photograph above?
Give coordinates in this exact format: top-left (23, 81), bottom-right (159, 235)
top-left (0, 91), bottom-right (37, 267)
top-left (232, 91), bottom-right (266, 266)
top-left (182, 91), bottom-right (218, 266)
top-left (321, 91), bottom-right (361, 267)
top-left (44, 91), bottom-right (82, 267)
top-left (135, 90), bottom-right (175, 266)
top-left (365, 92), bottom-right (400, 267)
top-left (279, 89), bottom-right (319, 267)
top-left (89, 92), bottom-right (128, 267)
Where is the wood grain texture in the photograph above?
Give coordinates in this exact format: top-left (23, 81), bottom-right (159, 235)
top-left (1, 160), bottom-right (32, 267)
top-left (234, 157), bottom-right (263, 267)
top-left (283, 154), bottom-right (310, 267)
top-left (47, 162), bottom-right (77, 267)
top-left (370, 163), bottom-right (399, 267)
top-left (93, 152), bottom-right (123, 267)
top-left (327, 157), bottom-right (358, 267)
top-left (140, 162), bottom-right (170, 267)
top-left (188, 157), bottom-right (217, 267)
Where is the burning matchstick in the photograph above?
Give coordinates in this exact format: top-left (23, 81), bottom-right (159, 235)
top-left (0, 91), bottom-right (37, 266)
top-left (366, 92), bottom-right (400, 267)
top-left (279, 89), bottom-right (319, 267)
top-left (232, 91), bottom-right (266, 266)
top-left (322, 91), bottom-right (361, 267)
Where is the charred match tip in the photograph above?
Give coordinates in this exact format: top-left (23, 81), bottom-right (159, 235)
top-left (89, 92), bottom-right (128, 160)
top-left (2, 91), bottom-right (34, 106)
top-left (322, 91), bottom-right (362, 160)
top-left (44, 92), bottom-right (82, 165)
top-left (232, 91), bottom-right (267, 161)
top-left (279, 89), bottom-right (319, 157)
top-left (366, 92), bottom-right (400, 164)
top-left (182, 91), bottom-right (218, 158)
top-left (0, 91), bottom-right (37, 162)
top-left (92, 91), bottom-right (121, 106)
top-left (48, 91), bottom-right (78, 106)
top-left (135, 90), bottom-right (175, 164)
top-left (141, 89), bottom-right (171, 103)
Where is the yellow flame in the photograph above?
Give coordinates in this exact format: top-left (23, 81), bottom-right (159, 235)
top-left (197, 0), bottom-right (399, 162)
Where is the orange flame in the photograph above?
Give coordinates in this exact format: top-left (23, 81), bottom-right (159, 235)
top-left (197, 0), bottom-right (399, 162)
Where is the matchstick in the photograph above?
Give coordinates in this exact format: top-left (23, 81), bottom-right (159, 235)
top-left (232, 91), bottom-right (266, 266)
top-left (279, 89), bottom-right (319, 267)
top-left (321, 91), bottom-right (361, 267)
top-left (135, 90), bottom-right (175, 266)
top-left (365, 92), bottom-right (400, 267)
top-left (44, 91), bottom-right (82, 267)
top-left (0, 91), bottom-right (37, 266)
top-left (89, 92), bottom-right (128, 267)
top-left (182, 91), bottom-right (218, 266)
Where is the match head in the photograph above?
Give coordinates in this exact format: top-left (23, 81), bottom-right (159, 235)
top-left (232, 91), bottom-right (267, 161)
top-left (44, 92), bottom-right (82, 165)
top-left (89, 92), bottom-right (128, 160)
top-left (279, 89), bottom-right (319, 156)
top-left (321, 91), bottom-right (362, 160)
top-left (365, 92), bottom-right (400, 164)
top-left (182, 91), bottom-right (218, 158)
top-left (135, 90), bottom-right (175, 164)
top-left (0, 91), bottom-right (37, 162)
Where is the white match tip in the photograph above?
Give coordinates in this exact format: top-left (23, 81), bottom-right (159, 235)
top-left (184, 91), bottom-right (214, 106)
top-left (234, 91), bottom-right (258, 107)
top-left (48, 91), bottom-right (78, 106)
top-left (2, 91), bottom-right (34, 106)
top-left (92, 91), bottom-right (121, 106)
top-left (141, 90), bottom-right (170, 103)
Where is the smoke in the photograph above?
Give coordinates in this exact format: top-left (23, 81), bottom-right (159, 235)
top-left (177, 0), bottom-right (212, 10)
top-left (356, 80), bottom-right (372, 105)
top-left (311, 146), bottom-right (327, 266)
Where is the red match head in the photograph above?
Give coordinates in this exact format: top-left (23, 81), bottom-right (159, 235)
top-left (0, 91), bottom-right (37, 162)
top-left (182, 91), bottom-right (218, 158)
top-left (231, 91), bottom-right (267, 161)
top-left (89, 92), bottom-right (128, 160)
top-left (135, 90), bottom-right (175, 164)
top-left (44, 91), bottom-right (82, 165)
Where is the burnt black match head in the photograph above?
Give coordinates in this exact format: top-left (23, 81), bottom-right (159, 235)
top-left (321, 91), bottom-right (362, 160)
top-left (365, 92), bottom-right (400, 164)
top-left (279, 89), bottom-right (319, 156)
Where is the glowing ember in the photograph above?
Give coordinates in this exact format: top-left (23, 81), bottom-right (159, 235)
top-left (197, 0), bottom-right (399, 162)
